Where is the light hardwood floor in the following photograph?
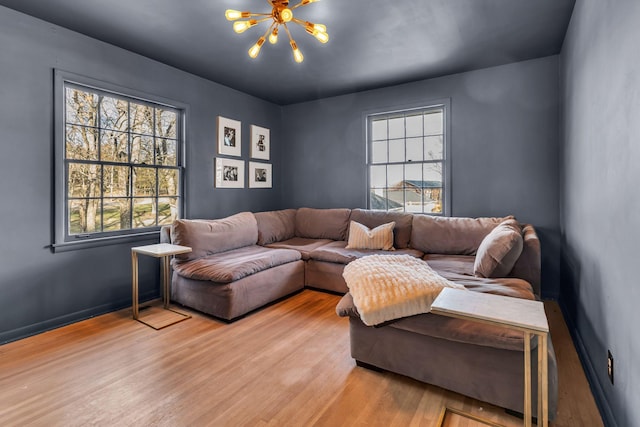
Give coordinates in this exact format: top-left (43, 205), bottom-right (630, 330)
top-left (0, 290), bottom-right (603, 426)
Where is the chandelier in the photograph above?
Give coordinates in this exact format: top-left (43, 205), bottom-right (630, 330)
top-left (225, 0), bottom-right (329, 63)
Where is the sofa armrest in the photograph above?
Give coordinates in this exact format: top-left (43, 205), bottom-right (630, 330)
top-left (160, 225), bottom-right (172, 244)
top-left (509, 224), bottom-right (541, 298)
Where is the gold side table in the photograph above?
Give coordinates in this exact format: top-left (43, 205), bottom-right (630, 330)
top-left (131, 243), bottom-right (192, 329)
top-left (431, 287), bottom-right (549, 427)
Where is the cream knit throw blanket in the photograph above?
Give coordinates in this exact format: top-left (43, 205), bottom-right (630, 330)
top-left (343, 254), bottom-right (467, 326)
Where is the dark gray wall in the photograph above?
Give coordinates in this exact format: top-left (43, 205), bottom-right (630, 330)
top-left (0, 6), bottom-right (283, 343)
top-left (560, 2), bottom-right (640, 426)
top-left (281, 56), bottom-right (561, 298)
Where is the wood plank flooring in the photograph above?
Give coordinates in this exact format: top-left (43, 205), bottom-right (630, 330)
top-left (0, 290), bottom-right (603, 426)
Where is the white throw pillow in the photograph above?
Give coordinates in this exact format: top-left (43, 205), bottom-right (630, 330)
top-left (345, 221), bottom-right (396, 251)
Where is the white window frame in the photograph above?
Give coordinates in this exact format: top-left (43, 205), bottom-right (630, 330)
top-left (53, 70), bottom-right (187, 251)
top-left (366, 99), bottom-right (451, 215)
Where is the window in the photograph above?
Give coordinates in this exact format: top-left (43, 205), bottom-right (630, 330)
top-left (54, 72), bottom-right (184, 249)
top-left (367, 104), bottom-right (449, 214)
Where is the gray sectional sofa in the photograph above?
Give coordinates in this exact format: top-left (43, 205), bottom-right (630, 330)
top-left (160, 207), bottom-right (557, 420)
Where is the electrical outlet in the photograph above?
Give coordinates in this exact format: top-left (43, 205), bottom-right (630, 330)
top-left (607, 350), bottom-right (614, 385)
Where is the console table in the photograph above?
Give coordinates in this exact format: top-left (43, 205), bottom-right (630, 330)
top-left (431, 288), bottom-right (549, 427)
top-left (131, 243), bottom-right (192, 329)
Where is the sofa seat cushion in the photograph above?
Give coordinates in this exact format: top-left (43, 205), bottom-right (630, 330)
top-left (309, 241), bottom-right (424, 265)
top-left (336, 276), bottom-right (536, 351)
top-left (172, 245), bottom-right (301, 284)
top-left (265, 237), bottom-right (333, 260)
top-left (423, 254), bottom-right (475, 276)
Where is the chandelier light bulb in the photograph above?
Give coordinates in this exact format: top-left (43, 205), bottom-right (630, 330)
top-left (312, 30), bottom-right (329, 44)
top-left (269, 28), bottom-right (279, 44)
top-left (233, 20), bottom-right (257, 34)
top-left (290, 40), bottom-right (304, 63)
top-left (225, 9), bottom-right (250, 21)
top-left (248, 37), bottom-right (266, 58)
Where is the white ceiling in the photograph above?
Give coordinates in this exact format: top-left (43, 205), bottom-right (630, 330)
top-left (0, 0), bottom-right (575, 105)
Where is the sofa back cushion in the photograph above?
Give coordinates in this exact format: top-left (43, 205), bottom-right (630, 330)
top-left (411, 215), bottom-right (513, 255)
top-left (473, 219), bottom-right (523, 278)
top-left (295, 207), bottom-right (351, 241)
top-left (254, 209), bottom-right (297, 245)
top-left (348, 209), bottom-right (413, 249)
top-left (171, 212), bottom-right (258, 262)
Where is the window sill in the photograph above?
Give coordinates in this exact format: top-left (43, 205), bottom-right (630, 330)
top-left (51, 231), bottom-right (160, 253)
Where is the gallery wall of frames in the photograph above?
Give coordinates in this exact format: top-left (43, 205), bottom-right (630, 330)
top-left (215, 116), bottom-right (272, 189)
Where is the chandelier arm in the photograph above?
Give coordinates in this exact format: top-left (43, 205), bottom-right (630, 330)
top-left (291, 0), bottom-right (317, 10)
top-left (282, 23), bottom-right (295, 43)
top-left (262, 22), bottom-right (277, 39)
top-left (291, 17), bottom-right (306, 27)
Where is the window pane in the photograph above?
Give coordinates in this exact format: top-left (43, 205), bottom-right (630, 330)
top-left (158, 197), bottom-right (179, 225)
top-left (406, 137), bottom-right (423, 162)
top-left (385, 187), bottom-right (404, 209)
top-left (103, 198), bottom-right (132, 231)
top-left (371, 140), bottom-right (387, 164)
top-left (131, 135), bottom-right (154, 164)
top-left (66, 125), bottom-right (98, 161)
top-left (159, 168), bottom-right (179, 196)
top-left (66, 88), bottom-right (98, 126)
top-left (387, 164), bottom-right (403, 188)
top-left (425, 136), bottom-right (443, 160)
top-left (423, 163), bottom-right (443, 214)
top-left (133, 167), bottom-right (156, 196)
top-left (371, 119), bottom-right (387, 141)
top-left (68, 163), bottom-right (101, 198)
top-left (405, 163), bottom-right (422, 184)
top-left (156, 109), bottom-right (177, 139)
top-left (68, 199), bottom-right (101, 234)
top-left (388, 139), bottom-right (404, 163)
top-left (130, 103), bottom-right (154, 135)
top-left (405, 114), bottom-right (423, 138)
top-left (404, 188), bottom-right (423, 213)
top-left (369, 188), bottom-right (387, 210)
top-left (100, 130), bottom-right (128, 163)
top-left (370, 165), bottom-right (386, 188)
top-left (103, 165), bottom-right (130, 197)
top-left (156, 138), bottom-right (177, 166)
top-left (133, 198), bottom-right (156, 228)
top-left (424, 111), bottom-right (443, 135)
top-left (388, 117), bottom-right (404, 139)
top-left (100, 96), bottom-right (128, 130)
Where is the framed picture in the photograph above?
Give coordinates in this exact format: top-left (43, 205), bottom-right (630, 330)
top-left (217, 116), bottom-right (242, 157)
top-left (215, 157), bottom-right (245, 188)
top-left (250, 125), bottom-right (270, 160)
top-left (249, 162), bottom-right (272, 188)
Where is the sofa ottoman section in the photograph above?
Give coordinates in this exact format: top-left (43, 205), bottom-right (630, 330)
top-left (172, 260), bottom-right (305, 321)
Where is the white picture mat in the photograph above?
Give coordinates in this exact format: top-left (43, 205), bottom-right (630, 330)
top-left (215, 157), bottom-right (245, 188)
top-left (249, 161), bottom-right (272, 188)
top-left (217, 116), bottom-right (242, 157)
top-left (250, 125), bottom-right (270, 160)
